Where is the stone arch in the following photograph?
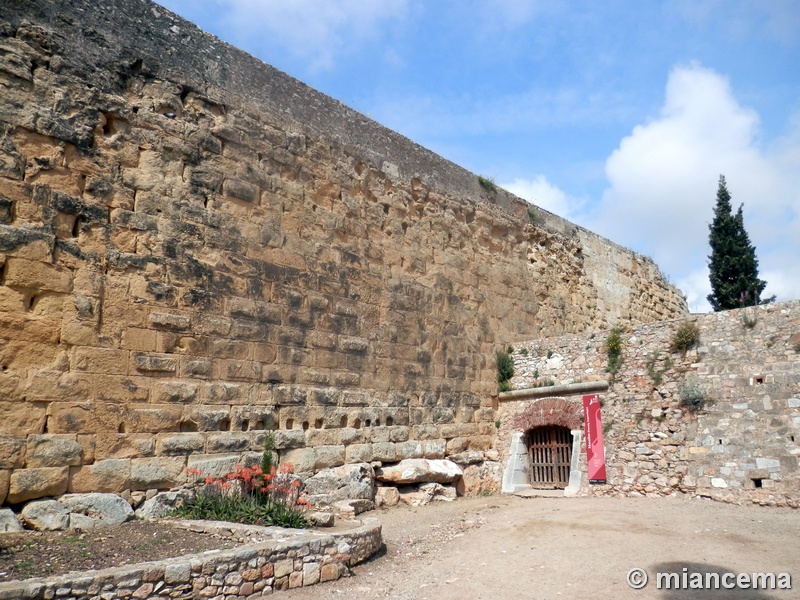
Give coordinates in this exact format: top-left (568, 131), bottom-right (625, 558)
top-left (513, 397), bottom-right (582, 432)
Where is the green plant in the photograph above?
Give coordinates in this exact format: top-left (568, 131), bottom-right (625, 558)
top-left (679, 381), bottom-right (708, 412)
top-left (546, 349), bottom-right (553, 359)
top-left (533, 369), bottom-right (539, 379)
top-left (793, 339), bottom-right (800, 353)
top-left (260, 431), bottom-right (275, 476)
top-left (605, 326), bottom-right (624, 376)
top-left (670, 321), bottom-right (700, 354)
top-left (645, 351), bottom-right (673, 386)
top-left (494, 419), bottom-right (501, 429)
top-left (496, 349), bottom-right (514, 392)
top-left (177, 454), bottom-right (310, 528)
top-left (478, 175), bottom-right (497, 192)
top-left (603, 421), bottom-right (613, 435)
top-left (741, 310), bottom-right (757, 329)
top-left (519, 347), bottom-right (529, 356)
top-left (527, 208), bottom-right (539, 225)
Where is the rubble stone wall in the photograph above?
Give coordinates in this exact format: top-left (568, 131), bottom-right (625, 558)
top-left (0, 0), bottom-right (686, 505)
top-left (504, 301), bottom-right (800, 507)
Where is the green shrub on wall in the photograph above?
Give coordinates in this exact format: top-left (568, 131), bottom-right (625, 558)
top-left (605, 327), bottom-right (624, 376)
top-left (670, 321), bottom-right (701, 354)
top-left (679, 381), bottom-right (708, 412)
top-left (496, 349), bottom-right (514, 392)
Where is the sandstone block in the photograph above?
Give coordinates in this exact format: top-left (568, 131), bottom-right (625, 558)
top-left (313, 445), bottom-right (345, 470)
top-left (372, 442), bottom-right (397, 463)
top-left (93, 375), bottom-right (151, 403)
top-left (4, 257), bottom-right (72, 292)
top-left (132, 352), bottom-right (178, 373)
top-left (345, 443), bottom-right (373, 464)
top-left (305, 428), bottom-right (340, 447)
top-left (0, 402), bottom-right (46, 435)
top-left (186, 454), bottom-right (240, 479)
top-left (124, 405), bottom-right (183, 433)
top-left (7, 467), bottom-right (69, 503)
top-left (130, 457), bottom-right (186, 490)
top-left (375, 486), bottom-right (400, 507)
top-left (73, 347), bottom-right (129, 375)
top-left (376, 459), bottom-right (463, 485)
top-left (152, 380), bottom-right (198, 404)
top-left (281, 448), bottom-right (315, 473)
top-left (47, 403), bottom-right (124, 434)
top-left (339, 428), bottom-right (366, 446)
top-left (182, 406), bottom-right (232, 432)
top-left (94, 434), bottom-right (155, 459)
top-left (0, 470), bottom-right (8, 505)
top-left (422, 439), bottom-right (446, 459)
top-left (149, 311), bottom-right (191, 331)
top-left (394, 441), bottom-right (423, 460)
top-left (273, 430), bottom-right (305, 450)
top-left (303, 562), bottom-right (321, 586)
top-left (68, 458), bottom-right (131, 493)
top-left (206, 432), bottom-right (250, 453)
top-left (320, 563), bottom-right (340, 582)
top-left (0, 435), bottom-right (26, 468)
top-left (121, 327), bottom-right (158, 351)
top-left (24, 370), bottom-right (92, 402)
top-left (25, 434), bottom-right (83, 468)
top-left (156, 433), bottom-right (206, 455)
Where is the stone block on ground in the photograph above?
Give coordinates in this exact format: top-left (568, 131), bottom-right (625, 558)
top-left (332, 499), bottom-right (374, 519)
top-left (0, 507), bottom-right (23, 532)
top-left (375, 459), bottom-right (463, 485)
top-left (307, 511), bottom-right (335, 527)
top-left (302, 463), bottom-right (374, 507)
top-left (135, 489), bottom-right (194, 520)
top-left (374, 486), bottom-right (400, 507)
top-left (59, 492), bottom-right (134, 527)
top-left (7, 467), bottom-right (69, 504)
top-left (20, 499), bottom-right (70, 531)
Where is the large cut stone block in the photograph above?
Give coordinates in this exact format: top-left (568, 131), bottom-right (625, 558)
top-left (25, 434), bottom-right (83, 468)
top-left (68, 458), bottom-right (132, 493)
top-left (375, 459), bottom-right (463, 485)
top-left (130, 457), bottom-right (186, 490)
top-left (7, 466), bottom-right (69, 503)
top-left (0, 435), bottom-right (26, 468)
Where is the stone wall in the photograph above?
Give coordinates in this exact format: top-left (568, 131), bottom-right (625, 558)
top-left (0, 0), bottom-right (686, 505)
top-left (0, 518), bottom-right (382, 598)
top-left (502, 300), bottom-right (800, 507)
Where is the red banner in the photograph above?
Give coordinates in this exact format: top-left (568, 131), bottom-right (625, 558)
top-left (583, 394), bottom-right (607, 483)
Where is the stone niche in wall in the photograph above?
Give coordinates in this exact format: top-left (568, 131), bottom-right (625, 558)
top-left (0, 0), bottom-right (688, 506)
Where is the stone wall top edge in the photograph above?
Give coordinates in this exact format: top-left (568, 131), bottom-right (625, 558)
top-left (520, 298), bottom-right (800, 345)
top-left (8, 0), bottom-right (671, 274)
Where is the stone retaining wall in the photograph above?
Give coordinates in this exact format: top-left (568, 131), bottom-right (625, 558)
top-left (0, 518), bottom-right (382, 599)
top-left (0, 0), bottom-right (686, 505)
top-left (503, 300), bottom-right (800, 506)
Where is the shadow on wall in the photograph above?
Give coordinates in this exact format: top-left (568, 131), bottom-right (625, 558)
top-left (651, 562), bottom-right (789, 599)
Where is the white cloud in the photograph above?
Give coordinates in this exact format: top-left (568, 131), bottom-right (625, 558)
top-left (587, 63), bottom-right (800, 311)
top-left (501, 175), bottom-right (583, 221)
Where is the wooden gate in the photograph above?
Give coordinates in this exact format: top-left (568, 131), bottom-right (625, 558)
top-left (528, 426), bottom-right (572, 489)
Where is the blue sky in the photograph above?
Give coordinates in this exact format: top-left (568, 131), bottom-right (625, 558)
top-left (156, 0), bottom-right (800, 312)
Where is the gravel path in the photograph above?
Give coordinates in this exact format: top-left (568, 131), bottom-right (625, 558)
top-left (281, 495), bottom-right (799, 600)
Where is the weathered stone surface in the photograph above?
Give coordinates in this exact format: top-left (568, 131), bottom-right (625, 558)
top-left (0, 435), bottom-right (26, 468)
top-left (135, 489), bottom-right (194, 520)
top-left (332, 498), bottom-right (374, 518)
top-left (7, 467), bottom-right (69, 503)
top-left (0, 0), bottom-right (687, 504)
top-left (68, 459), bottom-right (132, 493)
top-left (376, 459), bottom-right (463, 485)
top-left (303, 463), bottom-right (375, 506)
top-left (20, 499), bottom-right (70, 531)
top-left (59, 493), bottom-right (134, 527)
top-left (0, 507), bottom-right (23, 532)
top-left (307, 511), bottom-right (335, 527)
top-left (374, 486), bottom-right (400, 507)
top-left (25, 435), bottom-right (83, 468)
top-left (130, 457), bottom-right (186, 490)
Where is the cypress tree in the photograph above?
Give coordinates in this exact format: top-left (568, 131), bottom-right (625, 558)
top-left (706, 175), bottom-right (769, 311)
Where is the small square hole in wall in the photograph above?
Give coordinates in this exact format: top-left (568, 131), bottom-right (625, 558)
top-left (753, 376), bottom-right (764, 385)
top-left (751, 478), bottom-right (764, 489)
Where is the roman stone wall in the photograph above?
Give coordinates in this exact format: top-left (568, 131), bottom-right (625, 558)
top-left (0, 0), bottom-right (686, 505)
top-left (502, 301), bottom-right (800, 507)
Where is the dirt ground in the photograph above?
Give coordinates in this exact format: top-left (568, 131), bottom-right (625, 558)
top-left (283, 495), bottom-right (799, 600)
top-left (2, 495), bottom-right (798, 598)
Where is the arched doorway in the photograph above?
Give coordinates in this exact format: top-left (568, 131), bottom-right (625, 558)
top-left (526, 425), bottom-right (572, 489)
